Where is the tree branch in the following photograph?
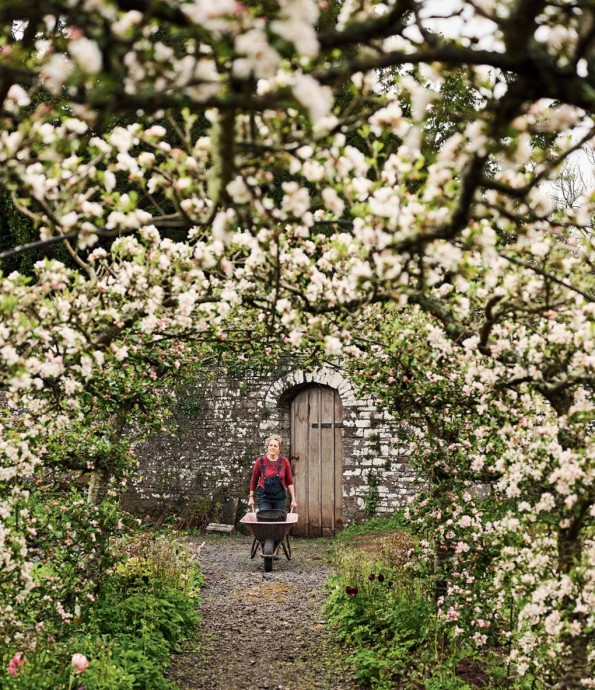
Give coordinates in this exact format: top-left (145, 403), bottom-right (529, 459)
top-left (318, 0), bottom-right (414, 49)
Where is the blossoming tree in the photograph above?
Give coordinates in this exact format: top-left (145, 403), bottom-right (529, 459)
top-left (0, 0), bottom-right (594, 687)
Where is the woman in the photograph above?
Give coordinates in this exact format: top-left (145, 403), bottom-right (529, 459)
top-left (248, 434), bottom-right (298, 512)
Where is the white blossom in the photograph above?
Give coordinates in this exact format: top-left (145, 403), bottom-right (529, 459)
top-left (68, 38), bottom-right (103, 74)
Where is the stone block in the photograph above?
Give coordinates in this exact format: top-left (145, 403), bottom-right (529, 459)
top-left (205, 523), bottom-right (234, 534)
top-left (355, 419), bottom-right (372, 428)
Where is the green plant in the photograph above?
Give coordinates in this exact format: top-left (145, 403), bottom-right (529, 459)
top-left (173, 379), bottom-right (209, 422)
top-left (364, 470), bottom-right (380, 516)
top-left (335, 512), bottom-right (411, 541)
top-left (2, 530), bottom-right (202, 690)
top-left (324, 519), bottom-right (541, 689)
top-left (350, 644), bottom-right (411, 690)
top-left (176, 494), bottom-right (211, 531)
top-left (424, 671), bottom-right (472, 690)
top-left (326, 556), bottom-right (433, 688)
top-left (112, 532), bottom-right (203, 595)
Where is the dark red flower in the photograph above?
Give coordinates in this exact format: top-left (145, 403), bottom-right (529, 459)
top-left (368, 573), bottom-right (376, 581)
top-left (345, 586), bottom-right (359, 597)
top-left (377, 573), bottom-right (385, 582)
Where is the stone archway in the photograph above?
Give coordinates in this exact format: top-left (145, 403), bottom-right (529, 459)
top-left (261, 367), bottom-right (356, 536)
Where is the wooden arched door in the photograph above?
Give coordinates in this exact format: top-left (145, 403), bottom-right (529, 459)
top-left (290, 385), bottom-right (343, 537)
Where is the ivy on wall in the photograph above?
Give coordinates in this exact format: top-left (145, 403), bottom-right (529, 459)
top-left (364, 470), bottom-right (380, 516)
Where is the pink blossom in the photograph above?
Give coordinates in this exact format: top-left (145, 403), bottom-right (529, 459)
top-left (459, 515), bottom-right (472, 528)
top-left (8, 653), bottom-right (26, 676)
top-left (71, 653), bottom-right (89, 673)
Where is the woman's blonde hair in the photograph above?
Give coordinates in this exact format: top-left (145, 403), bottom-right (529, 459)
top-left (264, 434), bottom-right (284, 452)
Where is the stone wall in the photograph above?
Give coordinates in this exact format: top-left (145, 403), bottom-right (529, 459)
top-left (122, 363), bottom-right (419, 527)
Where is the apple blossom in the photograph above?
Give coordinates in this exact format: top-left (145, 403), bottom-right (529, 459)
top-left (0, 2), bottom-right (594, 687)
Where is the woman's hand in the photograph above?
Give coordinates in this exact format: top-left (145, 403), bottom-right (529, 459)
top-left (290, 498), bottom-right (298, 509)
top-left (248, 496), bottom-right (255, 508)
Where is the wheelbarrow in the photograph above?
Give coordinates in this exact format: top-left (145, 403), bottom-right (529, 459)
top-left (240, 508), bottom-right (298, 572)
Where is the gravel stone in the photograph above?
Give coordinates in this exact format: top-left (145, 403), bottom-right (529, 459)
top-left (168, 533), bottom-right (363, 690)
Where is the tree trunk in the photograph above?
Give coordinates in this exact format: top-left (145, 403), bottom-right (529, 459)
top-left (544, 392), bottom-right (591, 690)
top-left (86, 407), bottom-right (129, 506)
top-left (555, 643), bottom-right (590, 690)
top-left (554, 522), bottom-right (589, 690)
top-left (430, 464), bottom-right (452, 605)
top-left (434, 541), bottom-right (450, 604)
top-left (87, 466), bottom-right (112, 506)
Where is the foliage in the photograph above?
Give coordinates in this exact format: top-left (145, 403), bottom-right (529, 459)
top-left (0, 528), bottom-right (201, 690)
top-left (363, 470), bottom-right (381, 516)
top-left (335, 513), bottom-right (411, 540)
top-left (19, 490), bottom-right (128, 637)
top-left (0, 189), bottom-right (37, 275)
top-left (344, 302), bottom-right (595, 681)
top-left (325, 520), bottom-right (543, 690)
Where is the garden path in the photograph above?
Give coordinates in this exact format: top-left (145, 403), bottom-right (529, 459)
top-left (168, 533), bottom-right (363, 690)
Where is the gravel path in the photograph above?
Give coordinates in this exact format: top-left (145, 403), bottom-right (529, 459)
top-left (168, 533), bottom-right (363, 690)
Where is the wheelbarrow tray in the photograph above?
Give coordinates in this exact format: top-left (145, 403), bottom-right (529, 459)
top-left (240, 512), bottom-right (298, 571)
top-left (240, 511), bottom-right (298, 542)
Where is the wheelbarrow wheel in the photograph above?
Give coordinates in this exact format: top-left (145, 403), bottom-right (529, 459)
top-left (263, 538), bottom-right (275, 572)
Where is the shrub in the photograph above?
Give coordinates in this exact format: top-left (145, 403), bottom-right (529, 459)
top-left (325, 523), bottom-right (534, 689)
top-left (1, 530), bottom-right (202, 690)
